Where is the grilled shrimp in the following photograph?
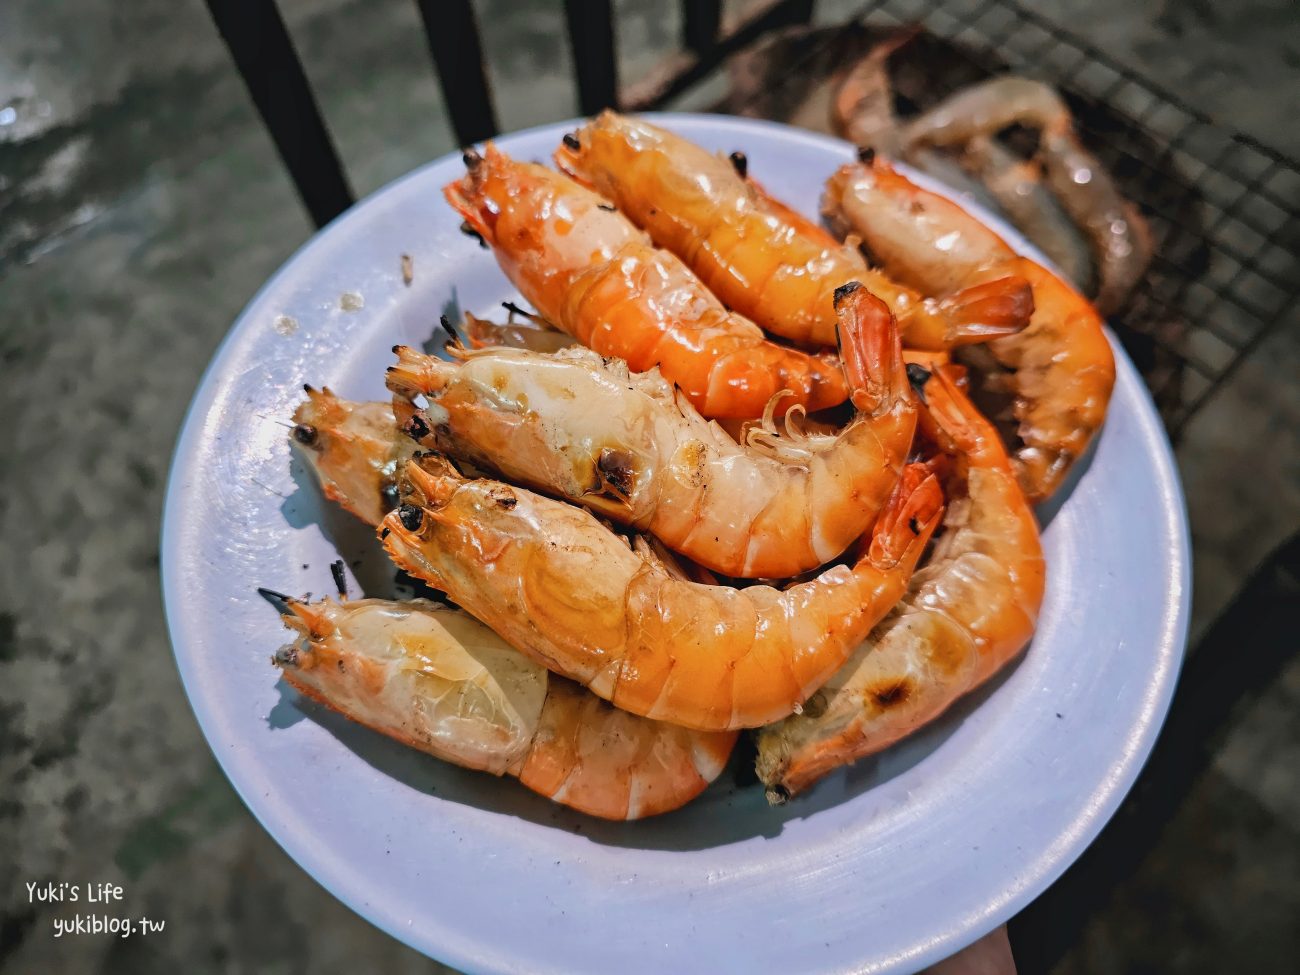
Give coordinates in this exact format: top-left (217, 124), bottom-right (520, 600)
top-left (554, 111), bottom-right (1032, 351)
top-left (445, 144), bottom-right (846, 419)
top-left (902, 77), bottom-right (1153, 315)
top-left (824, 154), bottom-right (1115, 502)
top-left (379, 457), bottom-right (942, 731)
top-left (830, 36), bottom-right (1095, 292)
top-left (272, 597), bottom-right (737, 819)
top-left (386, 283), bottom-right (916, 579)
top-left (756, 368), bottom-right (1045, 798)
top-left (291, 387), bottom-right (414, 526)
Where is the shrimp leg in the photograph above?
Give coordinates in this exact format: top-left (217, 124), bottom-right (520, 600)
top-left (756, 368), bottom-right (1045, 798)
top-left (445, 144), bottom-right (846, 419)
top-left (380, 457), bottom-right (942, 732)
top-left (555, 111), bottom-right (1033, 351)
top-left (386, 282), bottom-right (917, 579)
top-left (273, 597), bottom-right (736, 820)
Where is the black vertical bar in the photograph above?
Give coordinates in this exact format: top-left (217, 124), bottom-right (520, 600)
top-left (682, 0), bottom-right (721, 53)
top-left (204, 0), bottom-right (354, 228)
top-left (416, 0), bottom-right (499, 146)
top-left (563, 0), bottom-right (619, 115)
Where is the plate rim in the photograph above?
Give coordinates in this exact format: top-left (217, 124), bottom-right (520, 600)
top-left (161, 112), bottom-right (1191, 974)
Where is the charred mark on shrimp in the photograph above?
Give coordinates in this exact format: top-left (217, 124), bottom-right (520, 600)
top-left (868, 678), bottom-right (913, 709)
top-left (488, 485), bottom-right (519, 509)
top-left (597, 448), bottom-right (637, 498)
top-left (832, 280), bottom-right (863, 307)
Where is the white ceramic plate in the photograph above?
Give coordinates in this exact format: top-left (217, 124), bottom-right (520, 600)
top-left (162, 115), bottom-right (1189, 974)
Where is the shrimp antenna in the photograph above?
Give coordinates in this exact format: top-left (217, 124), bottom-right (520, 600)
top-left (257, 587), bottom-right (296, 613)
top-left (441, 313), bottom-right (470, 347)
top-left (329, 560), bottom-right (349, 600)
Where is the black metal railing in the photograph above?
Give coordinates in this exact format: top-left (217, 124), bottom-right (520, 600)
top-left (203, 0), bottom-right (816, 227)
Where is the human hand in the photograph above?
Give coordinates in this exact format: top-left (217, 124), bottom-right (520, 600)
top-left (921, 924), bottom-right (1016, 975)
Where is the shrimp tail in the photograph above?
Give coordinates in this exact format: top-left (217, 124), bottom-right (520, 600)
top-left (916, 366), bottom-right (1001, 462)
top-left (934, 275), bottom-right (1034, 346)
top-left (833, 281), bottom-right (906, 414)
top-left (865, 461), bottom-right (944, 570)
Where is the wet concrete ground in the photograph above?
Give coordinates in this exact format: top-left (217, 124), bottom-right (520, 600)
top-left (1, 0), bottom-right (1296, 972)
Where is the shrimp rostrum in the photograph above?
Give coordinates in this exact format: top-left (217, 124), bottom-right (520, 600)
top-left (273, 597), bottom-right (737, 820)
top-left (756, 369), bottom-right (1045, 799)
top-left (379, 455), bottom-right (943, 732)
top-left (387, 282), bottom-right (917, 579)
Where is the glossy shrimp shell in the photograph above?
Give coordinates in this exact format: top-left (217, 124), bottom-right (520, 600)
top-left (379, 458), bottom-right (942, 731)
top-left (273, 598), bottom-right (737, 820)
top-left (901, 77), bottom-right (1153, 315)
top-left (824, 155), bottom-right (1115, 502)
top-left (755, 369), bottom-right (1045, 798)
top-left (554, 111), bottom-right (1033, 351)
top-left (444, 143), bottom-right (846, 419)
top-left (386, 283), bottom-right (917, 579)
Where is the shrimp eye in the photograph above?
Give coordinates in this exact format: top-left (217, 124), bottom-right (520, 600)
top-left (292, 423), bottom-right (318, 446)
top-left (857, 146), bottom-right (876, 164)
top-left (398, 504), bottom-right (424, 532)
top-left (562, 132), bottom-right (581, 150)
top-left (728, 151), bottom-right (748, 178)
top-left (462, 148), bottom-right (482, 169)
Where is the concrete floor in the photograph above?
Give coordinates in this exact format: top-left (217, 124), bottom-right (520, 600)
top-left (1, 1), bottom-right (1296, 972)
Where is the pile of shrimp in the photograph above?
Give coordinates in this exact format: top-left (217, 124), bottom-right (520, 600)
top-left (265, 111), bottom-right (1117, 820)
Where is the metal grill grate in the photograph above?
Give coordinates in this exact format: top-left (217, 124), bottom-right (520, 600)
top-left (718, 0), bottom-right (1300, 437)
